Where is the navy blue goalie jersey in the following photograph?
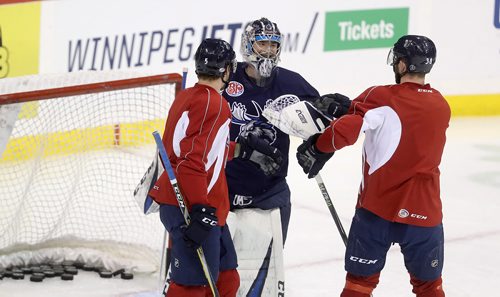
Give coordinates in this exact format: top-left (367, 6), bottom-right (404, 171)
top-left (223, 62), bottom-right (319, 197)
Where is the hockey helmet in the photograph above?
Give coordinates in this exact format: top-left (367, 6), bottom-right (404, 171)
top-left (387, 35), bottom-right (437, 74)
top-left (241, 17), bottom-right (283, 77)
top-left (195, 38), bottom-right (236, 77)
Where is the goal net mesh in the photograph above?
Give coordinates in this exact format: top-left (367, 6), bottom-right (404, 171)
top-left (0, 71), bottom-right (181, 273)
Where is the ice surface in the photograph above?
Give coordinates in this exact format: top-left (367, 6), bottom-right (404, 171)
top-left (1, 117), bottom-right (499, 297)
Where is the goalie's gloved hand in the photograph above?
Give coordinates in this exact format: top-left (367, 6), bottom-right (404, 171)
top-left (182, 204), bottom-right (218, 248)
top-left (312, 93), bottom-right (351, 118)
top-left (296, 133), bottom-right (334, 179)
top-left (236, 133), bottom-right (283, 176)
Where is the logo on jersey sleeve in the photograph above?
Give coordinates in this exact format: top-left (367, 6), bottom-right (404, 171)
top-left (225, 81), bottom-right (244, 97)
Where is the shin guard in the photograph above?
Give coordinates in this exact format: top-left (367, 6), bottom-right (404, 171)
top-left (340, 272), bottom-right (380, 297)
top-left (410, 275), bottom-right (445, 297)
top-left (215, 269), bottom-right (240, 297)
top-left (166, 281), bottom-right (206, 297)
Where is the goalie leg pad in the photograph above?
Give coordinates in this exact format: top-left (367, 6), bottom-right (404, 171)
top-left (227, 208), bottom-right (285, 297)
top-left (133, 150), bottom-right (163, 214)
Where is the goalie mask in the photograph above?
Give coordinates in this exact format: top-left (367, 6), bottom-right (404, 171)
top-left (241, 17), bottom-right (283, 78)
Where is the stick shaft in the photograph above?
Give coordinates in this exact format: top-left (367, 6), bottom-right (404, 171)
top-left (315, 173), bottom-right (348, 246)
top-left (153, 131), bottom-right (219, 297)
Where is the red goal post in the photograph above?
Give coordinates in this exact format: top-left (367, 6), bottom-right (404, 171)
top-left (0, 72), bottom-right (182, 273)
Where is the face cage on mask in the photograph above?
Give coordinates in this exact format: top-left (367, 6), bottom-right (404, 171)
top-left (242, 32), bottom-right (282, 77)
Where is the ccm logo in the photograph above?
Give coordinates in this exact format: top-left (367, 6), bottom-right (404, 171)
top-left (202, 217), bottom-right (217, 226)
top-left (295, 110), bottom-right (307, 123)
top-left (398, 209), bottom-right (428, 220)
top-left (349, 256), bottom-right (378, 264)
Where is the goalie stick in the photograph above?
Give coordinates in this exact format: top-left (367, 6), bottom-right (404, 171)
top-left (263, 94), bottom-right (348, 246)
top-left (153, 131), bottom-right (220, 297)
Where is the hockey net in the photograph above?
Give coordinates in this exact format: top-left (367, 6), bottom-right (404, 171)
top-left (0, 71), bottom-right (182, 273)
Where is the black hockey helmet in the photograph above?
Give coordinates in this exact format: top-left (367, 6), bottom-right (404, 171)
top-left (387, 35), bottom-right (436, 74)
top-left (195, 38), bottom-right (236, 77)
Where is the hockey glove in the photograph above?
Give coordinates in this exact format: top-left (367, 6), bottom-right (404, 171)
top-left (296, 133), bottom-right (334, 178)
top-left (236, 133), bottom-right (283, 176)
top-left (312, 93), bottom-right (351, 118)
top-left (182, 204), bottom-right (218, 248)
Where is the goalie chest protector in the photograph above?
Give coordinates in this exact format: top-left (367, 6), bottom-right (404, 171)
top-left (223, 62), bottom-right (319, 197)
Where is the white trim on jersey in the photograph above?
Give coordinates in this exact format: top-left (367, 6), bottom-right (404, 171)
top-left (361, 106), bottom-right (402, 174)
top-left (173, 111), bottom-right (189, 157)
top-left (206, 119), bottom-right (230, 193)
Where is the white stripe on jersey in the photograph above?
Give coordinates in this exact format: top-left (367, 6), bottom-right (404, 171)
top-left (361, 106), bottom-right (402, 174)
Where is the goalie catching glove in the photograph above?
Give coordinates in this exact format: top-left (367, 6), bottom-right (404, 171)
top-left (296, 134), bottom-right (334, 178)
top-left (235, 133), bottom-right (283, 176)
top-left (182, 204), bottom-right (218, 248)
top-left (312, 93), bottom-right (351, 118)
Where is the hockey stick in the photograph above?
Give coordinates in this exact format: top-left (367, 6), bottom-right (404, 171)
top-left (263, 94), bottom-right (348, 246)
top-left (314, 174), bottom-right (348, 246)
top-left (159, 68), bottom-right (189, 291)
top-left (162, 67), bottom-right (189, 288)
top-left (153, 131), bottom-right (220, 297)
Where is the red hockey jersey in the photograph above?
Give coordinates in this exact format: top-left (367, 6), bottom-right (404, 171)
top-left (316, 82), bottom-right (450, 227)
top-left (149, 83), bottom-right (234, 225)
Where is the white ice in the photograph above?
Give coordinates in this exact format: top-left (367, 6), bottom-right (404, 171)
top-left (1, 117), bottom-right (499, 297)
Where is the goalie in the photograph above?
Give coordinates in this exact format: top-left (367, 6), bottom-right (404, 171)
top-left (222, 17), bottom-right (350, 296)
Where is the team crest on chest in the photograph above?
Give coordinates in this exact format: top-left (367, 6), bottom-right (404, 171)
top-left (225, 81), bottom-right (245, 97)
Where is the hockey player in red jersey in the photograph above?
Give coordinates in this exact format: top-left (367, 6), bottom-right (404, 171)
top-left (149, 38), bottom-right (239, 297)
top-left (148, 38), bottom-right (282, 297)
top-left (296, 35), bottom-right (450, 297)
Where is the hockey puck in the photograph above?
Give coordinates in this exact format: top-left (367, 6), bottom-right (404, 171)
top-left (4, 270), bottom-right (12, 278)
top-left (73, 261), bottom-right (85, 269)
top-left (61, 260), bottom-right (74, 267)
top-left (94, 266), bottom-right (105, 272)
top-left (99, 271), bottom-right (113, 278)
top-left (120, 272), bottom-right (134, 280)
top-left (43, 270), bottom-right (56, 278)
top-left (61, 273), bottom-right (74, 281)
top-left (53, 269), bottom-right (64, 276)
top-left (12, 272), bottom-right (25, 280)
top-left (82, 264), bottom-right (94, 271)
top-left (30, 274), bottom-right (45, 282)
top-left (21, 267), bottom-right (33, 274)
top-left (111, 268), bottom-right (125, 276)
top-left (64, 267), bottom-right (78, 275)
top-left (30, 266), bottom-right (42, 274)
